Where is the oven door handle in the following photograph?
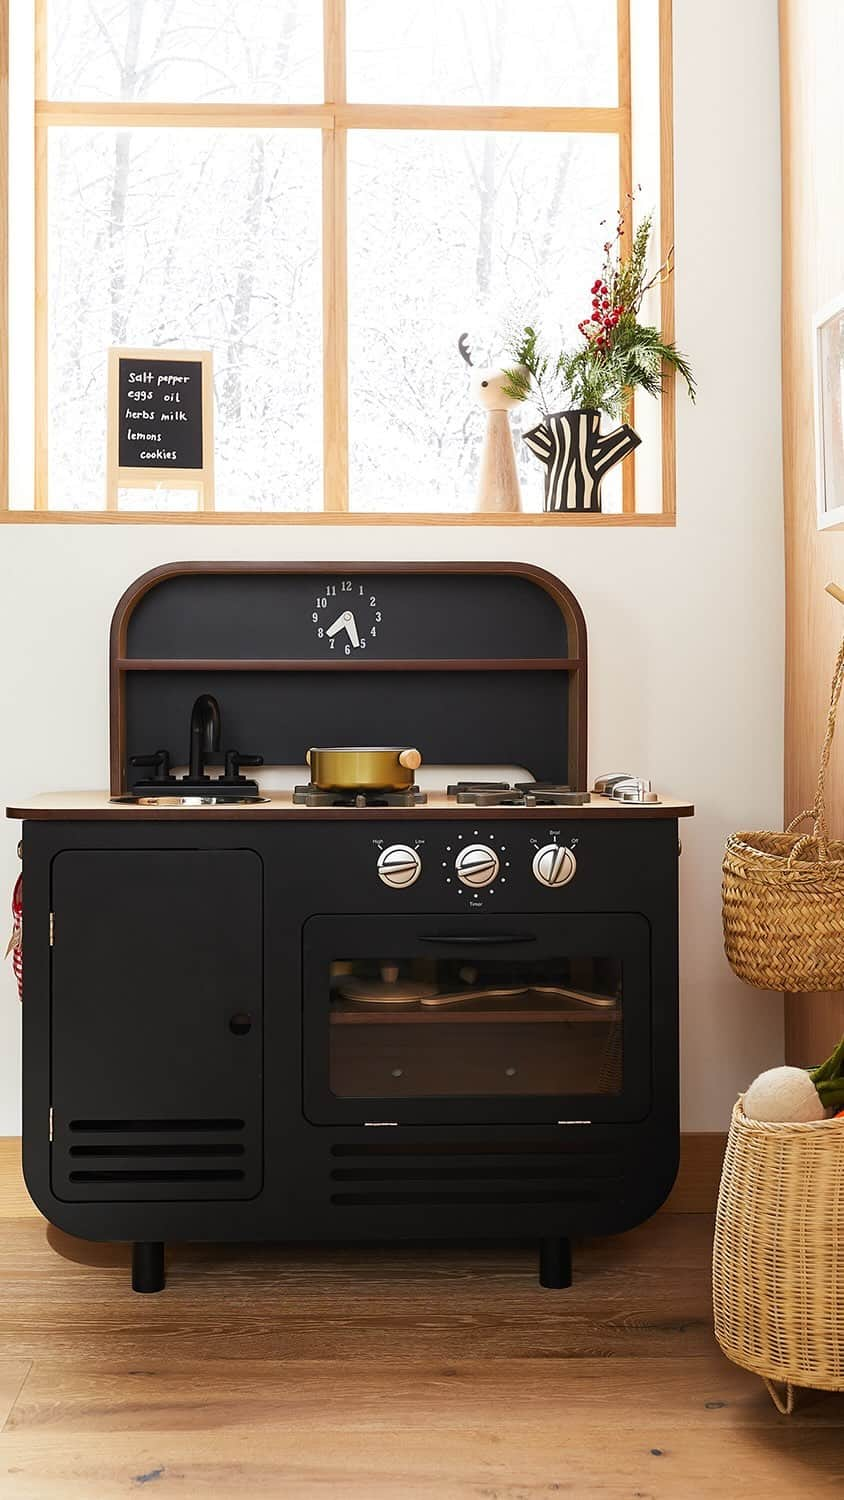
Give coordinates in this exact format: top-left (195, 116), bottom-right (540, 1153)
top-left (418, 932), bottom-right (537, 945)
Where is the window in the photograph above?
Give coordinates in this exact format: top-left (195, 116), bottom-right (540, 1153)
top-left (2, 1), bottom-right (674, 523)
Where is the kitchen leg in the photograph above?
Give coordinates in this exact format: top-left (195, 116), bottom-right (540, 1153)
top-left (132, 1241), bottom-right (165, 1293)
top-left (538, 1236), bottom-right (572, 1288)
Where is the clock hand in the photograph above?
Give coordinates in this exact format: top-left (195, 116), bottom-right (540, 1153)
top-left (325, 610), bottom-right (359, 646)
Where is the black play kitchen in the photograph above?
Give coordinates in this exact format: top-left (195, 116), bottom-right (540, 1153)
top-left (7, 562), bottom-right (692, 1295)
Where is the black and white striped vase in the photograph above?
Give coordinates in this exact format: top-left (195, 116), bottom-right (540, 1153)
top-left (523, 409), bottom-right (641, 512)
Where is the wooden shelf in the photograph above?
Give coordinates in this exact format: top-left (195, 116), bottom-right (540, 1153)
top-left (330, 1006), bottom-right (621, 1026)
top-left (116, 657), bottom-right (582, 673)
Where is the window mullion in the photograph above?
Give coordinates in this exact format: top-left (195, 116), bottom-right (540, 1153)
top-left (659, 0), bottom-right (675, 520)
top-left (323, 0), bottom-right (348, 512)
top-left (617, 0), bottom-right (636, 515)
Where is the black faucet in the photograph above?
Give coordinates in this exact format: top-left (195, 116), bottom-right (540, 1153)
top-left (187, 694), bottom-right (221, 782)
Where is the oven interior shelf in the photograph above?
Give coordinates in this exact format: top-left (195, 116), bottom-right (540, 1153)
top-left (329, 1007), bottom-right (622, 1025)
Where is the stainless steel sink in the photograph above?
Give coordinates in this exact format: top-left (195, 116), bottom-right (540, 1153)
top-left (110, 795), bottom-right (271, 807)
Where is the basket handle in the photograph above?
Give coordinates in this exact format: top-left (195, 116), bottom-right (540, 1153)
top-left (785, 634), bottom-right (844, 866)
top-left (763, 1377), bottom-right (795, 1415)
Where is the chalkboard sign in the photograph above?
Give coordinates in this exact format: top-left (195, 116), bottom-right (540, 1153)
top-left (107, 347), bottom-right (214, 508)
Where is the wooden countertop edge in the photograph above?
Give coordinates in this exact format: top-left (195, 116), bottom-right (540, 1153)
top-left (6, 794), bottom-right (695, 821)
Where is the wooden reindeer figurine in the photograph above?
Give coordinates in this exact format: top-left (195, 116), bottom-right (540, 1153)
top-left (458, 334), bottom-right (523, 514)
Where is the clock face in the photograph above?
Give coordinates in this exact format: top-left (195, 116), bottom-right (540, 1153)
top-left (312, 580), bottom-right (382, 654)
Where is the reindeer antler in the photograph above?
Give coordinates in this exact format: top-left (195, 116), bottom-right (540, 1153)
top-left (457, 332), bottom-right (473, 367)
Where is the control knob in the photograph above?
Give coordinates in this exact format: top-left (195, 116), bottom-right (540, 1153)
top-left (455, 844), bottom-right (500, 888)
top-left (377, 844), bottom-right (422, 888)
top-left (532, 843), bottom-right (576, 888)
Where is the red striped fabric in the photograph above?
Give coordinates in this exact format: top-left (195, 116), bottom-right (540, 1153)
top-left (8, 875), bottom-right (22, 1000)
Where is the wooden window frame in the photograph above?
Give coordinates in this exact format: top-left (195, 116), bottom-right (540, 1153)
top-left (0, 0), bottom-right (675, 526)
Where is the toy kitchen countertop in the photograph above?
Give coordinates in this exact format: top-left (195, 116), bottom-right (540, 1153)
top-left (7, 789), bottom-right (694, 820)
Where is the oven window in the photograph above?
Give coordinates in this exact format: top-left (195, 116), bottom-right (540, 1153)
top-left (328, 955), bottom-right (623, 1099)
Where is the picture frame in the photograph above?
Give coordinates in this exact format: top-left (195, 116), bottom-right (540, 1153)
top-left (813, 292), bottom-right (844, 530)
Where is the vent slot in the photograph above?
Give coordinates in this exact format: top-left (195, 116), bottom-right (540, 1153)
top-left (69, 1118), bottom-right (245, 1133)
top-left (69, 1144), bottom-right (245, 1159)
top-left (331, 1188), bottom-right (603, 1207)
top-left (331, 1164), bottom-right (621, 1184)
top-left (329, 1139), bottom-right (615, 1158)
top-left (68, 1169), bottom-right (245, 1184)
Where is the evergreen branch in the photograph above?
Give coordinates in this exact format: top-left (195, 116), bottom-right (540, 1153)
top-left (502, 209), bottom-right (695, 420)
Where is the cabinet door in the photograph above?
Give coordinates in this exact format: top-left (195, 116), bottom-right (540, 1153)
top-left (50, 849), bottom-right (262, 1202)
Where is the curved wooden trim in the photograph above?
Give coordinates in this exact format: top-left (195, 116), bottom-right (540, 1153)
top-left (109, 559), bottom-right (588, 653)
top-left (109, 561), bottom-right (589, 796)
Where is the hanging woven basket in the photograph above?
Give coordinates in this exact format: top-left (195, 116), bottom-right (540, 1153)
top-left (713, 1098), bottom-right (844, 1413)
top-left (723, 635), bottom-right (844, 991)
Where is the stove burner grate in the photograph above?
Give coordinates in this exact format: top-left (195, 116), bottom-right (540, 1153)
top-left (446, 781), bottom-right (512, 795)
top-left (454, 789), bottom-right (526, 806)
top-left (449, 780), bottom-right (591, 807)
top-left (514, 782), bottom-right (591, 807)
top-left (292, 783), bottom-right (428, 809)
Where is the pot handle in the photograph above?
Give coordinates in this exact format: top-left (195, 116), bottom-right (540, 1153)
top-left (398, 748), bottom-right (422, 770)
top-left (305, 750), bottom-right (311, 766)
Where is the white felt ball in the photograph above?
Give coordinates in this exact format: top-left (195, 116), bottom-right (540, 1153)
top-left (743, 1066), bottom-right (826, 1123)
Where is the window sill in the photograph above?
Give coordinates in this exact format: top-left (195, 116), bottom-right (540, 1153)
top-left (0, 508), bottom-right (675, 527)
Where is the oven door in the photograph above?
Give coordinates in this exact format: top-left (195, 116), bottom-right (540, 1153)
top-left (302, 914), bottom-right (651, 1126)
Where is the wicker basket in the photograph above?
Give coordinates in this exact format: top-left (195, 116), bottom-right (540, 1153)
top-left (723, 636), bottom-right (844, 990)
top-left (713, 1098), bottom-right (844, 1413)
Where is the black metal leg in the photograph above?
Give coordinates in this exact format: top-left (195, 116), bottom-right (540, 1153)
top-left (132, 1241), bottom-right (165, 1294)
top-left (539, 1236), bottom-right (572, 1289)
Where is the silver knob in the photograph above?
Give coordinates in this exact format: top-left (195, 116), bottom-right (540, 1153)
top-left (455, 844), bottom-right (499, 888)
top-left (532, 844), bottom-right (576, 888)
top-left (377, 844), bottom-right (421, 888)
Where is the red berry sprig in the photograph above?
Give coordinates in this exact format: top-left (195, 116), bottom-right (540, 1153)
top-left (579, 274), bottom-right (626, 352)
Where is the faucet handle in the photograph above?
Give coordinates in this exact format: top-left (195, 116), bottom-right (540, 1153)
top-left (130, 750), bottom-right (173, 783)
top-left (221, 750), bottom-right (264, 784)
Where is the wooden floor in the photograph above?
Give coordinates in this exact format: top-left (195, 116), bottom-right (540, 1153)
top-left (0, 1140), bottom-right (842, 1498)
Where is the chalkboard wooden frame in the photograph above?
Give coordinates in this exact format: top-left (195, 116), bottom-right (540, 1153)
top-left (106, 348), bottom-right (214, 510)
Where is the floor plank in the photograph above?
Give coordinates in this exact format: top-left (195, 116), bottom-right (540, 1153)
top-left (1, 1423), bottom-right (843, 1500)
top-left (0, 1138), bottom-right (841, 1499)
top-left (6, 1356), bottom-right (844, 1433)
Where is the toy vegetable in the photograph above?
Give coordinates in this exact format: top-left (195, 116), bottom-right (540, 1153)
top-left (743, 1034), bottom-right (844, 1122)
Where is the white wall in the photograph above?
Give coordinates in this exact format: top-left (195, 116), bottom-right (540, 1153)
top-left (0, 0), bottom-right (784, 1133)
